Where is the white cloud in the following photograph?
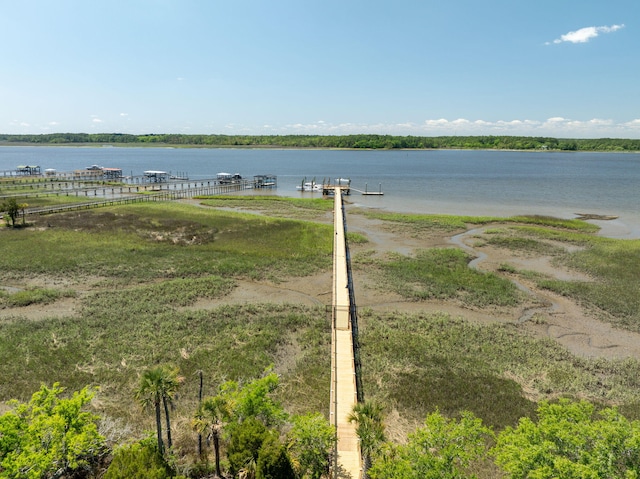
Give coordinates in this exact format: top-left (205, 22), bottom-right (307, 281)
top-left (424, 119), bottom-right (449, 127)
top-left (120, 113), bottom-right (128, 117)
top-left (246, 117), bottom-right (640, 138)
top-left (548, 24), bottom-right (624, 45)
top-left (92, 118), bottom-right (103, 123)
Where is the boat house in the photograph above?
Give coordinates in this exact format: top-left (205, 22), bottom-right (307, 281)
top-left (144, 170), bottom-right (169, 183)
top-left (254, 174), bottom-right (277, 188)
top-left (16, 165), bottom-right (41, 176)
top-left (102, 167), bottom-right (123, 180)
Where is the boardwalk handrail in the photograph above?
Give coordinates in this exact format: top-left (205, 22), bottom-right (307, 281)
top-left (342, 197), bottom-right (365, 404)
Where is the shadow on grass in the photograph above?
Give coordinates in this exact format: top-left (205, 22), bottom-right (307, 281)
top-left (390, 367), bottom-right (536, 430)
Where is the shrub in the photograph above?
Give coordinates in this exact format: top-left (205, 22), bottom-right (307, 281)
top-left (103, 437), bottom-right (176, 479)
top-left (257, 433), bottom-right (296, 479)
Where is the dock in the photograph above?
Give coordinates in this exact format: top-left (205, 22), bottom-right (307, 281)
top-left (329, 186), bottom-right (363, 479)
top-left (351, 183), bottom-right (384, 196)
top-left (4, 176), bottom-right (277, 218)
top-left (313, 178), bottom-right (384, 196)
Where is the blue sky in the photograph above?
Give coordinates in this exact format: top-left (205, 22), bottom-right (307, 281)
top-left (1, 0), bottom-right (637, 138)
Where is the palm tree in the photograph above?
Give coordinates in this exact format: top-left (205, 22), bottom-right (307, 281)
top-left (348, 401), bottom-right (386, 479)
top-left (136, 365), bottom-right (183, 456)
top-left (193, 395), bottom-right (230, 478)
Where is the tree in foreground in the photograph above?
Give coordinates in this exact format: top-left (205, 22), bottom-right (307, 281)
top-left (348, 401), bottom-right (386, 479)
top-left (369, 409), bottom-right (492, 479)
top-left (135, 365), bottom-right (183, 456)
top-left (192, 395), bottom-right (230, 478)
top-left (218, 369), bottom-right (287, 428)
top-left (288, 413), bottom-right (336, 479)
top-left (256, 432), bottom-right (296, 479)
top-left (195, 369), bottom-right (336, 478)
top-left (492, 398), bottom-right (640, 479)
top-left (227, 417), bottom-right (269, 478)
top-left (0, 383), bottom-right (106, 478)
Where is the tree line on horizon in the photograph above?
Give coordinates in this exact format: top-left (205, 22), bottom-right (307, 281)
top-left (1, 133), bottom-right (640, 151)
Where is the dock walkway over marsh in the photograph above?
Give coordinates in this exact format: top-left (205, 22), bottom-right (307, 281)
top-left (329, 186), bottom-right (363, 479)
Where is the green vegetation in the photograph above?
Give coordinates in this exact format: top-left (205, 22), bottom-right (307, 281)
top-left (360, 311), bottom-right (640, 428)
top-left (357, 210), bottom-right (599, 233)
top-left (1, 198), bottom-right (20, 226)
top-left (348, 401), bottom-right (386, 478)
top-left (197, 195), bottom-right (334, 220)
top-left (0, 384), bottom-right (106, 478)
top-left (484, 224), bottom-right (640, 333)
top-left (0, 202), bottom-right (333, 281)
top-left (191, 371), bottom-right (330, 479)
top-left (2, 133), bottom-right (640, 151)
top-left (288, 413), bottom-right (336, 479)
top-left (136, 365), bottom-right (183, 456)
top-left (493, 399), bottom-right (640, 478)
top-left (0, 287), bottom-right (75, 308)
top-left (380, 248), bottom-right (520, 307)
top-left (104, 437), bottom-right (181, 479)
top-left (3, 198), bottom-right (640, 476)
top-left (370, 410), bottom-right (492, 479)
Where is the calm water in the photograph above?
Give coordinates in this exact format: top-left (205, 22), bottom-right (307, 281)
top-left (2, 146), bottom-right (640, 238)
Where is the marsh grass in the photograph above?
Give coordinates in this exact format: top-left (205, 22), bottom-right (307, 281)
top-left (0, 299), bottom-right (331, 435)
top-left (360, 311), bottom-right (640, 428)
top-left (197, 195), bottom-right (333, 220)
top-left (1, 190), bottom-right (108, 208)
top-left (516, 231), bottom-right (640, 332)
top-left (379, 248), bottom-right (520, 307)
top-left (483, 235), bottom-right (566, 255)
top-left (0, 287), bottom-right (76, 308)
top-left (356, 211), bottom-right (599, 233)
top-left (0, 202), bottom-right (333, 281)
top-left (3, 200), bottom-right (640, 455)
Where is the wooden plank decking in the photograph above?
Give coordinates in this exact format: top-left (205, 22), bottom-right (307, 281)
top-left (329, 187), bottom-right (362, 479)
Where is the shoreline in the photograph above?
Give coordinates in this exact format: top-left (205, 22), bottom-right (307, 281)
top-left (2, 142), bottom-right (639, 154)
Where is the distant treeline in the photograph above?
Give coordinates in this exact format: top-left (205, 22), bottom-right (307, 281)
top-left (1, 133), bottom-right (640, 151)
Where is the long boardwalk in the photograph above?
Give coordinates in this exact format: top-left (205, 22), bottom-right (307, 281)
top-left (329, 187), bottom-right (362, 479)
top-left (13, 180), bottom-right (256, 218)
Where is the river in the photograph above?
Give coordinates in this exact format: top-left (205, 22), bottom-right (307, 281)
top-left (2, 146), bottom-right (639, 238)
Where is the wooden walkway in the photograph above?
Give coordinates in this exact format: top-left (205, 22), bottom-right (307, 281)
top-left (14, 181), bottom-right (254, 218)
top-left (329, 187), bottom-right (362, 479)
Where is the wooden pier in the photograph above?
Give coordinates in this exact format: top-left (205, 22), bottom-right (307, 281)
top-left (6, 177), bottom-right (276, 218)
top-left (329, 186), bottom-right (363, 479)
top-left (320, 179), bottom-right (383, 196)
top-left (351, 183), bottom-right (384, 196)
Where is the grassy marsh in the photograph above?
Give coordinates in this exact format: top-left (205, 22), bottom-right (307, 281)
top-left (357, 210), bottom-right (599, 233)
top-left (0, 202), bottom-right (333, 281)
top-left (481, 224), bottom-right (640, 332)
top-left (3, 198), bottom-right (640, 448)
top-left (379, 248), bottom-right (520, 307)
